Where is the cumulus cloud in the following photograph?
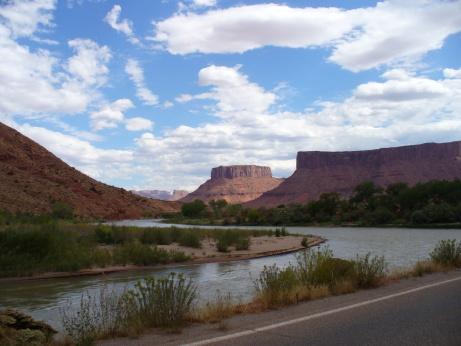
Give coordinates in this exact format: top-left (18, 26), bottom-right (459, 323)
top-left (104, 4), bottom-right (139, 44)
top-left (66, 39), bottom-right (111, 86)
top-left (152, 1), bottom-right (461, 71)
top-left (16, 122), bottom-right (134, 180)
top-left (125, 117), bottom-right (153, 131)
top-left (132, 64), bottom-right (461, 190)
top-left (0, 31), bottom-right (110, 116)
top-left (0, 0), bottom-right (56, 37)
top-left (125, 59), bottom-right (159, 106)
top-left (444, 68), bottom-right (461, 79)
top-left (90, 98), bottom-right (134, 131)
top-left (192, 0), bottom-right (216, 7)
top-left (197, 65), bottom-right (277, 116)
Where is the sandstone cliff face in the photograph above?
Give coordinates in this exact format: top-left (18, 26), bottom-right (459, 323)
top-left (0, 122), bottom-right (180, 219)
top-left (248, 141), bottom-right (461, 207)
top-left (182, 165), bottom-right (282, 204)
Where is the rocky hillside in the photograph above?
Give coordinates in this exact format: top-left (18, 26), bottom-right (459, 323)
top-left (248, 141), bottom-right (461, 207)
top-left (182, 165), bottom-right (283, 204)
top-left (0, 122), bottom-right (179, 219)
top-left (133, 189), bottom-right (189, 201)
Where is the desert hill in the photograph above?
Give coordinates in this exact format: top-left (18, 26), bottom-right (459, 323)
top-left (248, 141), bottom-right (461, 207)
top-left (181, 165), bottom-right (283, 204)
top-left (0, 122), bottom-right (179, 219)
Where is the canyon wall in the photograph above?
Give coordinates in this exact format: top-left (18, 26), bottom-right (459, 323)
top-left (182, 165), bottom-right (282, 204)
top-left (247, 141), bottom-right (461, 207)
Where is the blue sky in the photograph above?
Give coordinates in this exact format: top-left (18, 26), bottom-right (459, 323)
top-left (1, 0), bottom-right (460, 191)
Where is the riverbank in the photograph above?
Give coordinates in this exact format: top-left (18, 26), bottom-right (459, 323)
top-left (0, 234), bottom-right (324, 283)
top-left (98, 268), bottom-right (461, 346)
top-left (55, 239), bottom-right (461, 346)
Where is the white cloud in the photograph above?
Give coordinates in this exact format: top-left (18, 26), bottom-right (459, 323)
top-left (0, 1), bottom-right (111, 118)
top-left (125, 59), bottom-right (159, 105)
top-left (0, 28), bottom-right (109, 116)
top-left (125, 117), bottom-right (153, 131)
top-left (197, 65), bottom-right (277, 116)
top-left (153, 4), bottom-right (352, 54)
top-left (16, 122), bottom-right (134, 181)
top-left (175, 94), bottom-right (193, 103)
top-left (90, 98), bottom-right (134, 131)
top-left (0, 0), bottom-right (56, 37)
top-left (354, 76), bottom-right (448, 101)
top-left (444, 68), bottom-right (461, 79)
top-left (329, 1), bottom-right (461, 71)
top-left (132, 64), bottom-right (461, 190)
top-left (66, 39), bottom-right (111, 86)
top-left (104, 4), bottom-right (139, 44)
top-left (152, 1), bottom-right (461, 71)
top-left (192, 0), bottom-right (216, 7)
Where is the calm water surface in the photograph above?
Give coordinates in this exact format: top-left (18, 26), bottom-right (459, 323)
top-left (1, 220), bottom-right (460, 329)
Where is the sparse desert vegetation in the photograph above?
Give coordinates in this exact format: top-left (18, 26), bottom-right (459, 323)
top-left (52, 239), bottom-right (461, 346)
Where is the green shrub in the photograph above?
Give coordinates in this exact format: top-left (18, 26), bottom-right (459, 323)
top-left (61, 287), bottom-right (126, 346)
top-left (235, 236), bottom-right (250, 250)
top-left (216, 237), bottom-right (229, 252)
top-left (295, 247), bottom-right (334, 286)
top-left (215, 230), bottom-right (250, 252)
top-left (353, 253), bottom-right (386, 288)
top-left (301, 237), bottom-right (309, 247)
top-left (429, 239), bottom-right (461, 266)
top-left (113, 241), bottom-right (183, 266)
top-left (181, 200), bottom-right (206, 218)
top-left (254, 264), bottom-right (299, 304)
top-left (178, 231), bottom-right (201, 248)
top-left (123, 274), bottom-right (197, 328)
top-left (61, 274), bottom-right (197, 343)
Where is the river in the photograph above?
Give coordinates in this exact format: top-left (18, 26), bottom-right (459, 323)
top-left (1, 221), bottom-right (460, 330)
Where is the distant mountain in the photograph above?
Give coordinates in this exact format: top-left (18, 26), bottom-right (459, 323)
top-left (0, 122), bottom-right (180, 219)
top-left (247, 141), bottom-right (461, 207)
top-left (133, 189), bottom-right (189, 201)
top-left (181, 165), bottom-right (283, 204)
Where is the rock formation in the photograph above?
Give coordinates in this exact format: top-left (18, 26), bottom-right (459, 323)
top-left (248, 141), bottom-right (461, 207)
top-left (0, 122), bottom-right (180, 219)
top-left (133, 189), bottom-right (189, 201)
top-left (181, 165), bottom-right (283, 204)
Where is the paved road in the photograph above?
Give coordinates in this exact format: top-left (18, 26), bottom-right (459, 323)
top-left (100, 269), bottom-right (461, 346)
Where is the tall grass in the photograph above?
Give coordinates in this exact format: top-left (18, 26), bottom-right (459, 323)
top-left (61, 240), bottom-right (461, 343)
top-left (429, 239), bottom-right (461, 266)
top-left (61, 274), bottom-right (197, 345)
top-left (254, 246), bottom-right (386, 307)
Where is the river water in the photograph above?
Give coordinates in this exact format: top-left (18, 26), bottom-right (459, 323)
top-left (1, 220), bottom-right (460, 329)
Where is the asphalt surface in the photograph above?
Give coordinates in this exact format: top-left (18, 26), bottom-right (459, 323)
top-left (100, 269), bottom-right (461, 346)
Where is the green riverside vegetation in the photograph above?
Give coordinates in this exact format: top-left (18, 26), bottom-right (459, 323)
top-left (56, 239), bottom-right (461, 346)
top-left (0, 222), bottom-right (275, 278)
top-left (172, 180), bottom-right (461, 227)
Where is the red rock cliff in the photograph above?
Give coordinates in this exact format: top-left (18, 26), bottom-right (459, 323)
top-left (182, 165), bottom-right (282, 204)
top-left (248, 141), bottom-right (461, 207)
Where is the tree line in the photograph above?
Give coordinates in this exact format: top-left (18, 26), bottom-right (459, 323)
top-left (178, 180), bottom-right (461, 226)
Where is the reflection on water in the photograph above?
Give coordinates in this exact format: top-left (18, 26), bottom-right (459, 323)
top-left (1, 221), bottom-right (460, 329)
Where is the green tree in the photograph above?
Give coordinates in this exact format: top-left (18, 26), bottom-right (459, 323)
top-left (181, 200), bottom-right (206, 218)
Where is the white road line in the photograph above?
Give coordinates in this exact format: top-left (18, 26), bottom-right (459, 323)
top-left (183, 275), bottom-right (461, 346)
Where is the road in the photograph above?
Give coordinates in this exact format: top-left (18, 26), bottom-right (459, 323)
top-left (100, 269), bottom-right (461, 346)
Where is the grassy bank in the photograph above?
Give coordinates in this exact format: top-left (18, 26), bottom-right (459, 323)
top-left (56, 239), bottom-right (461, 346)
top-left (0, 223), bottom-right (277, 278)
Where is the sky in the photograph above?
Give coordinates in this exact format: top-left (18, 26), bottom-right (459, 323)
top-left (0, 0), bottom-right (460, 192)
